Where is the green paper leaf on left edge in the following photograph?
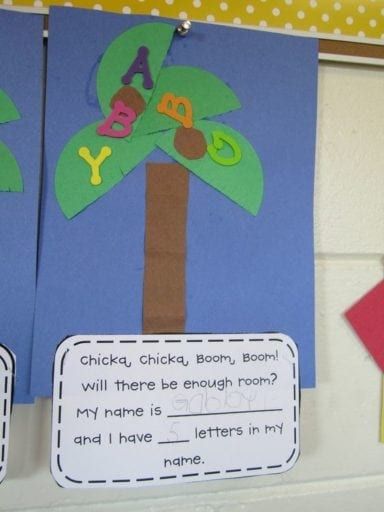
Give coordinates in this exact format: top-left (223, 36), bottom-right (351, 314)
top-left (97, 22), bottom-right (175, 118)
top-left (0, 140), bottom-right (23, 192)
top-left (0, 142), bottom-right (23, 192)
top-left (156, 120), bottom-right (264, 216)
top-left (0, 89), bottom-right (20, 124)
top-left (134, 66), bottom-right (241, 137)
top-left (55, 121), bottom-right (158, 219)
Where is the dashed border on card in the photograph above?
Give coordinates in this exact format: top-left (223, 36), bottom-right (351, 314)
top-left (0, 344), bottom-right (15, 484)
top-left (52, 333), bottom-right (299, 487)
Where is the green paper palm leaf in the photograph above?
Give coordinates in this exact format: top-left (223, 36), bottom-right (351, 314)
top-left (0, 140), bottom-right (23, 192)
top-left (157, 120), bottom-right (264, 215)
top-left (0, 89), bottom-right (20, 124)
top-left (134, 66), bottom-right (241, 137)
top-left (97, 22), bottom-right (175, 118)
top-left (55, 122), bottom-right (159, 218)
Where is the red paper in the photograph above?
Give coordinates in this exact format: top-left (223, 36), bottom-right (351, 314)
top-left (345, 280), bottom-right (384, 371)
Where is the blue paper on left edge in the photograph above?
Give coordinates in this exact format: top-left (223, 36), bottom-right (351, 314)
top-left (0, 10), bottom-right (43, 403)
top-left (32, 7), bottom-right (318, 397)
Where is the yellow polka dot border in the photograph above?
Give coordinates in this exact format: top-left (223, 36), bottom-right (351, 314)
top-left (3, 0), bottom-right (384, 42)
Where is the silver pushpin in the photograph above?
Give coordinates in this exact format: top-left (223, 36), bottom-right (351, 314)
top-left (176, 20), bottom-right (192, 37)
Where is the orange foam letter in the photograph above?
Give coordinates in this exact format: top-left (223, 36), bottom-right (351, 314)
top-left (157, 92), bottom-right (193, 128)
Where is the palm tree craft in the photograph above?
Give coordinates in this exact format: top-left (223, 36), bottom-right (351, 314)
top-left (0, 89), bottom-right (23, 192)
top-left (55, 22), bottom-right (264, 334)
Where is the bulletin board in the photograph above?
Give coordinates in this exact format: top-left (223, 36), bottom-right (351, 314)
top-left (0, 2), bottom-right (384, 510)
top-left (5, 0), bottom-right (384, 43)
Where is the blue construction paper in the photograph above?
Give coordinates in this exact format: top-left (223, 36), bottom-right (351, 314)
top-left (32, 7), bottom-right (317, 396)
top-left (0, 10), bottom-right (43, 403)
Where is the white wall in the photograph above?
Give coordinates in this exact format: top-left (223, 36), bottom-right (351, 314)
top-left (1, 61), bottom-right (384, 511)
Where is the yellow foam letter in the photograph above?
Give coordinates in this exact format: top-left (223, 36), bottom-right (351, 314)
top-left (78, 146), bottom-right (112, 186)
top-left (157, 92), bottom-right (193, 128)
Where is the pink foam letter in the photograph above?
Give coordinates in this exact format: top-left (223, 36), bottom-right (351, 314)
top-left (97, 101), bottom-right (137, 138)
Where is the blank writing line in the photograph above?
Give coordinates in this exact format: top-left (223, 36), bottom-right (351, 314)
top-left (158, 439), bottom-right (190, 445)
top-left (167, 408), bottom-right (282, 418)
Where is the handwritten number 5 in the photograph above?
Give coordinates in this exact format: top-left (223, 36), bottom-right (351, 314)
top-left (168, 421), bottom-right (180, 442)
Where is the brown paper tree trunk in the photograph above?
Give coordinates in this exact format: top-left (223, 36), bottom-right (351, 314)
top-left (142, 162), bottom-right (189, 334)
